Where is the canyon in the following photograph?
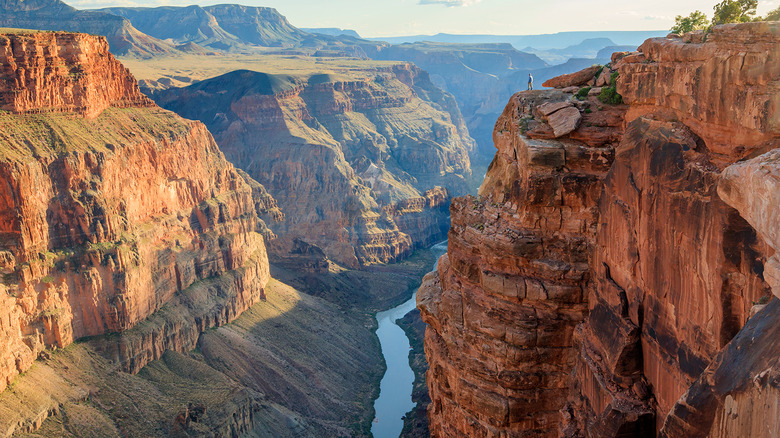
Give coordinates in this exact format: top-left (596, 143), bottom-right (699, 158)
top-left (419, 21), bottom-right (780, 437)
top-left (153, 64), bottom-right (476, 267)
top-left (0, 4), bottom-right (778, 438)
top-left (0, 29), bottom-right (443, 437)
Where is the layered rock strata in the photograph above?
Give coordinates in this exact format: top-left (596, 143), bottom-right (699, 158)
top-left (0, 31), bottom-right (277, 394)
top-left (0, 31), bottom-right (153, 117)
top-left (155, 64), bottom-right (475, 266)
top-left (418, 86), bottom-right (625, 436)
top-left (420, 21), bottom-right (779, 437)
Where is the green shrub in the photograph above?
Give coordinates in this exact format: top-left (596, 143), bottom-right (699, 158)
top-left (584, 107), bottom-right (592, 114)
top-left (575, 86), bottom-right (591, 100)
top-left (609, 71), bottom-right (619, 86)
top-left (598, 86), bottom-right (623, 105)
top-left (670, 10), bottom-right (709, 33)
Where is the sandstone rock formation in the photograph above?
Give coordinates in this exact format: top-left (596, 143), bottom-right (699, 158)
top-left (155, 65), bottom-right (475, 266)
top-left (542, 65), bottom-right (601, 88)
top-left (420, 21), bottom-right (779, 437)
top-left (0, 31), bottom-right (153, 117)
top-left (0, 31), bottom-right (278, 395)
top-left (418, 84), bottom-right (625, 436)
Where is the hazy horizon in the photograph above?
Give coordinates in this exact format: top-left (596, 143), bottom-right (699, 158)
top-left (68, 0), bottom-right (780, 38)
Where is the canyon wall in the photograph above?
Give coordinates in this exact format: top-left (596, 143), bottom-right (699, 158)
top-left (420, 21), bottom-right (779, 437)
top-left (0, 31), bottom-right (278, 394)
top-left (155, 64), bottom-right (475, 266)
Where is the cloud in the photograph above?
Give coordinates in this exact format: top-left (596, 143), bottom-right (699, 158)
top-left (644, 15), bottom-right (672, 21)
top-left (419, 0), bottom-right (482, 7)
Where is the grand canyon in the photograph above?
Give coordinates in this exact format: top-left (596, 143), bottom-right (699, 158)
top-left (0, 0), bottom-right (778, 437)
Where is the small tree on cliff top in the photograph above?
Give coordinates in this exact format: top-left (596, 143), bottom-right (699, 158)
top-left (712, 0), bottom-right (758, 24)
top-left (670, 0), bottom-right (776, 33)
top-left (766, 6), bottom-right (780, 20)
top-left (671, 10), bottom-right (709, 33)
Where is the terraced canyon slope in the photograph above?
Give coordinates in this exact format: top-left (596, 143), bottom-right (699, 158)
top-left (419, 22), bottom-right (780, 437)
top-left (154, 63), bottom-right (476, 267)
top-left (0, 30), bottom-right (277, 397)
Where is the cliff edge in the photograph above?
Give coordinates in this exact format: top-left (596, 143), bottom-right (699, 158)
top-left (419, 21), bottom-right (779, 437)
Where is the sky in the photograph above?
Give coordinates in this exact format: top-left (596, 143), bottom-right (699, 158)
top-left (69, 0), bottom-right (780, 37)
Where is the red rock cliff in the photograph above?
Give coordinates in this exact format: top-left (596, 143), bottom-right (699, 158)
top-left (0, 31), bottom-right (275, 393)
top-left (0, 31), bottom-right (153, 117)
top-left (420, 22), bottom-right (779, 437)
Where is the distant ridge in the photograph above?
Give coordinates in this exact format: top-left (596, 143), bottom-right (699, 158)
top-left (99, 4), bottom-right (380, 55)
top-left (302, 28), bottom-right (361, 38)
top-left (368, 30), bottom-right (667, 50)
top-left (0, 0), bottom-right (177, 56)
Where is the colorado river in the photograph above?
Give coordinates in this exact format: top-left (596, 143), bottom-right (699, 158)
top-left (371, 241), bottom-right (448, 438)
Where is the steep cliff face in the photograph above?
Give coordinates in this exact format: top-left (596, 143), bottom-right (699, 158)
top-left (0, 31), bottom-right (153, 117)
top-left (420, 21), bottom-right (779, 437)
top-left (0, 31), bottom-right (276, 394)
top-left (418, 86), bottom-right (625, 436)
top-left (155, 64), bottom-right (475, 266)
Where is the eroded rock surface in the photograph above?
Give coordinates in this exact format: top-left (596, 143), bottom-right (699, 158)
top-left (0, 31), bottom-right (276, 397)
top-left (155, 65), bottom-right (475, 266)
top-left (419, 82), bottom-right (624, 436)
top-left (420, 22), bottom-right (780, 438)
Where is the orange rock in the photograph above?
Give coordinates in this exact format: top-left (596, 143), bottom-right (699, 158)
top-left (0, 32), bottom-right (153, 117)
top-left (419, 89), bottom-right (623, 436)
top-left (0, 31), bottom-right (275, 393)
top-left (542, 65), bottom-right (601, 88)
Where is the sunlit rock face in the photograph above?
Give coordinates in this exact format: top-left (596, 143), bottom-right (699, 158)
top-left (420, 21), bottom-right (780, 437)
top-left (0, 31), bottom-right (277, 393)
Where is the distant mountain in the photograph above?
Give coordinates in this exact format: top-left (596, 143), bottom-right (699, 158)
top-left (597, 45), bottom-right (637, 59)
top-left (523, 37), bottom-right (620, 64)
top-left (303, 28), bottom-right (361, 38)
top-left (0, 0), bottom-right (177, 56)
top-left (369, 31), bottom-right (667, 51)
top-left (99, 4), bottom-right (381, 55)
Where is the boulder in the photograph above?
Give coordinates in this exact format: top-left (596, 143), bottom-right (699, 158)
top-left (543, 65), bottom-right (601, 88)
top-left (547, 106), bottom-right (582, 137)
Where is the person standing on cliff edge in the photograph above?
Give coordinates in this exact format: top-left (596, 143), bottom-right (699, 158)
top-left (528, 73), bottom-right (533, 90)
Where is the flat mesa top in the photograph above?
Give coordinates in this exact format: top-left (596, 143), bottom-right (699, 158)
top-left (0, 28), bottom-right (51, 34)
top-left (119, 53), bottom-right (405, 90)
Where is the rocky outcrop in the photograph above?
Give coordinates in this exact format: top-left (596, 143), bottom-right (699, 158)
top-left (0, 31), bottom-right (152, 117)
top-left (542, 65), bottom-right (601, 88)
top-left (155, 65), bottom-right (475, 266)
top-left (420, 22), bottom-right (779, 437)
top-left (418, 84), bottom-right (625, 435)
top-left (0, 31), bottom-right (276, 394)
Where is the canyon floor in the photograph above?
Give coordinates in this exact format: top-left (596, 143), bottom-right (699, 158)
top-left (3, 248), bottom-right (438, 437)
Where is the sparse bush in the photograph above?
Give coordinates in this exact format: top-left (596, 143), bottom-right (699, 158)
top-left (765, 6), bottom-right (780, 20)
top-left (598, 86), bottom-right (623, 105)
top-left (575, 86), bottom-right (591, 100)
top-left (671, 10), bottom-right (709, 33)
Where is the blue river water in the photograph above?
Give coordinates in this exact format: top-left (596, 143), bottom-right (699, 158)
top-left (371, 241), bottom-right (448, 438)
